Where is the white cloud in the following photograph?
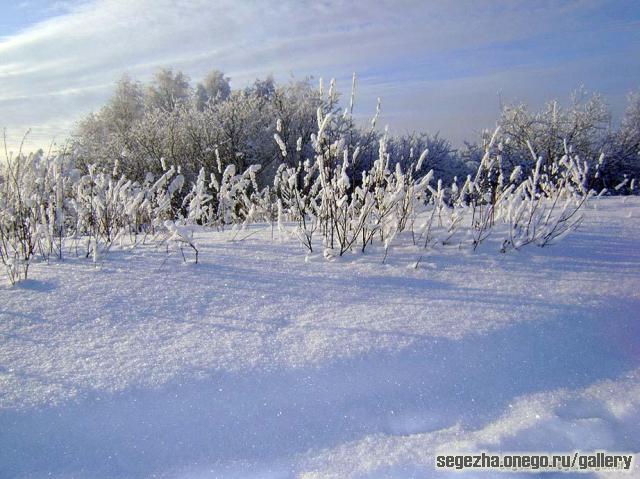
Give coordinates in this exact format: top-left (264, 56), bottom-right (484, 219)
top-left (0, 0), bottom-right (637, 151)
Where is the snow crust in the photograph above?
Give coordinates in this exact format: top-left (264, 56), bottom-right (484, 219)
top-left (1, 197), bottom-right (639, 478)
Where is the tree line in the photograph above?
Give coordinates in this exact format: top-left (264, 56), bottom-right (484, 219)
top-left (70, 68), bottom-right (640, 197)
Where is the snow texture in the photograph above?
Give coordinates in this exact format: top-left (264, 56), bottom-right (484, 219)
top-left (1, 197), bottom-right (639, 478)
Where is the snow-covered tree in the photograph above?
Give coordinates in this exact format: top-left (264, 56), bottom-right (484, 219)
top-left (195, 70), bottom-right (231, 110)
top-left (145, 68), bottom-right (192, 112)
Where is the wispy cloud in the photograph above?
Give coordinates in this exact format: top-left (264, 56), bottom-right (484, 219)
top-left (0, 0), bottom-right (639, 151)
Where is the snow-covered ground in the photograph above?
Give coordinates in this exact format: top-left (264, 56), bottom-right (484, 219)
top-left (1, 197), bottom-right (639, 478)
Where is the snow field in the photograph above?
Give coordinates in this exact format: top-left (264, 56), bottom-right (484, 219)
top-left (1, 196), bottom-right (639, 478)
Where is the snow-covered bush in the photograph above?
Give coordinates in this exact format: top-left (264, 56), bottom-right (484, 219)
top-left (499, 145), bottom-right (591, 251)
top-left (0, 144), bottom-right (186, 283)
top-left (181, 152), bottom-right (265, 229)
top-left (497, 88), bottom-right (611, 172)
top-left (273, 158), bottom-right (321, 251)
top-left (0, 150), bottom-right (48, 283)
top-left (272, 85), bottom-right (435, 257)
top-left (163, 220), bottom-right (198, 263)
top-left (269, 82), bottom-right (597, 260)
top-left (411, 130), bottom-right (592, 254)
top-left (3, 74), bottom-right (628, 283)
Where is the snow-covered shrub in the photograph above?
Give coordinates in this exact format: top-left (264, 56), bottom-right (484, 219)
top-left (410, 128), bottom-right (593, 255)
top-left (273, 88), bottom-right (435, 257)
top-left (163, 220), bottom-right (198, 263)
top-left (181, 153), bottom-right (265, 229)
top-left (497, 89), bottom-right (611, 176)
top-left (500, 146), bottom-right (591, 251)
top-left (3, 74), bottom-right (624, 282)
top-left (69, 161), bottom-right (184, 260)
top-left (211, 163), bottom-right (262, 227)
top-left (273, 158), bottom-right (321, 251)
top-left (269, 82), bottom-right (597, 261)
top-left (0, 151), bottom-right (47, 283)
top-left (0, 142), bottom-right (188, 282)
top-left (183, 167), bottom-right (213, 224)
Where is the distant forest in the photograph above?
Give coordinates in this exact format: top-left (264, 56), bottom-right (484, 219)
top-left (69, 68), bottom-right (639, 194)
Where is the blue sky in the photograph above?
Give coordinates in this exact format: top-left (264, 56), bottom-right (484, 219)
top-left (1, 0), bottom-right (639, 152)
